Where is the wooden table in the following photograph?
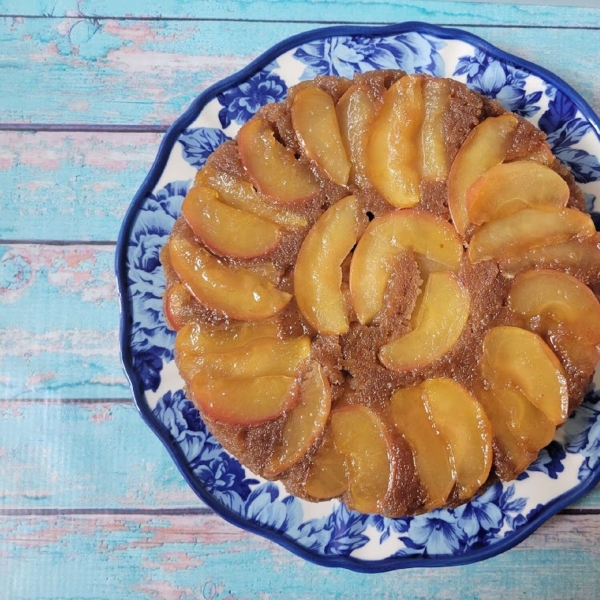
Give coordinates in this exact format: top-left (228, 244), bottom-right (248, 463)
top-left (1, 1), bottom-right (599, 597)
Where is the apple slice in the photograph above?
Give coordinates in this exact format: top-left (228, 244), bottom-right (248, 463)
top-left (336, 84), bottom-right (378, 185)
top-left (331, 405), bottom-right (394, 514)
top-left (468, 207), bottom-right (596, 264)
top-left (390, 386), bottom-right (455, 510)
top-left (349, 210), bottom-right (464, 324)
top-left (421, 77), bottom-right (451, 182)
top-left (448, 113), bottom-right (519, 235)
top-left (195, 163), bottom-right (308, 229)
top-left (164, 283), bottom-right (195, 331)
top-left (366, 74), bottom-right (425, 207)
top-left (466, 161), bottom-right (569, 225)
top-left (492, 387), bottom-right (555, 454)
top-left (499, 238), bottom-right (600, 280)
top-left (379, 272), bottom-right (470, 372)
top-left (169, 234), bottom-right (291, 321)
top-left (482, 326), bottom-right (569, 425)
top-left (190, 373), bottom-right (298, 426)
top-left (291, 86), bottom-right (351, 186)
top-left (175, 320), bottom-right (279, 356)
top-left (179, 336), bottom-right (310, 380)
top-left (182, 186), bottom-right (281, 259)
top-left (265, 362), bottom-right (332, 476)
top-left (422, 378), bottom-right (492, 501)
top-left (507, 269), bottom-right (600, 345)
top-left (304, 429), bottom-right (348, 500)
top-left (238, 118), bottom-right (320, 204)
top-left (476, 389), bottom-right (535, 481)
top-left (294, 195), bottom-right (366, 334)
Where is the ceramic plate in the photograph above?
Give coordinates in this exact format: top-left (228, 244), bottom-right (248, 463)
top-left (116, 22), bottom-right (600, 572)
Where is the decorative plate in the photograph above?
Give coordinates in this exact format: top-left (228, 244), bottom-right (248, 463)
top-left (116, 22), bottom-right (600, 572)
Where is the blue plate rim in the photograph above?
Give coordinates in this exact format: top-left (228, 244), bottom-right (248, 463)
top-left (115, 21), bottom-right (600, 573)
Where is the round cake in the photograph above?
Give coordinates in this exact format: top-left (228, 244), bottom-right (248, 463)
top-left (161, 70), bottom-right (600, 517)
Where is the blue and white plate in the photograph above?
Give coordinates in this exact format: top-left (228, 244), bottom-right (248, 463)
top-left (116, 23), bottom-right (600, 571)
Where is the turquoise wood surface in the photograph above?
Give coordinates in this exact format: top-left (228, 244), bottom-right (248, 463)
top-left (0, 20), bottom-right (599, 126)
top-left (1, 2), bottom-right (600, 597)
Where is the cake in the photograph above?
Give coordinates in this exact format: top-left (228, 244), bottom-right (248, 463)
top-left (160, 70), bottom-right (600, 517)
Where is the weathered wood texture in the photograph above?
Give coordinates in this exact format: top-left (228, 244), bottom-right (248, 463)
top-left (0, 402), bottom-right (200, 509)
top-left (1, 513), bottom-right (600, 600)
top-left (0, 132), bottom-right (164, 241)
top-left (0, 19), bottom-right (598, 126)
top-left (0, 244), bottom-right (127, 399)
top-left (2, 0), bottom-right (598, 27)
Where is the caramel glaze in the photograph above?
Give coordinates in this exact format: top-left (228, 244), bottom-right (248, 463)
top-left (161, 70), bottom-right (597, 517)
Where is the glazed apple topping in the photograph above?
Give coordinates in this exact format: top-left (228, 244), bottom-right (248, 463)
top-left (182, 186), bottom-right (282, 260)
top-left (379, 271), bottom-right (470, 373)
top-left (349, 209), bottom-right (463, 325)
top-left (294, 195), bottom-right (367, 334)
top-left (291, 85), bottom-right (352, 186)
top-left (365, 75), bottom-right (451, 208)
top-left (162, 71), bottom-right (600, 517)
top-left (336, 84), bottom-right (378, 186)
top-left (238, 118), bottom-right (320, 203)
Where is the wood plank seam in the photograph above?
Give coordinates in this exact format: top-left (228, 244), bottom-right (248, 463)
top-left (0, 240), bottom-right (117, 246)
top-left (0, 124), bottom-right (170, 133)
top-left (1, 14), bottom-right (600, 29)
top-left (0, 507), bottom-right (595, 516)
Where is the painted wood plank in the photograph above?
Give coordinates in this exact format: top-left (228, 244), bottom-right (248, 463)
top-left (0, 19), bottom-right (599, 126)
top-left (2, 512), bottom-right (600, 599)
top-left (0, 401), bottom-right (200, 509)
top-left (2, 0), bottom-right (599, 28)
top-left (0, 244), bottom-right (128, 399)
top-left (0, 131), bottom-right (164, 241)
top-left (0, 397), bottom-right (598, 511)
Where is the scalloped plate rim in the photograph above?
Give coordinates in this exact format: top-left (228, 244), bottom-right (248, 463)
top-left (115, 21), bottom-right (600, 572)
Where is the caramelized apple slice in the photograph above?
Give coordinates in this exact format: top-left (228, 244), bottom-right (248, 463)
top-left (390, 386), bottom-right (455, 510)
top-left (182, 186), bottom-right (281, 259)
top-left (448, 114), bottom-right (519, 235)
top-left (366, 74), bottom-right (425, 207)
top-left (295, 195), bottom-right (366, 334)
top-left (421, 78), bottom-right (450, 181)
top-left (422, 378), bottom-right (492, 501)
top-left (492, 387), bottom-right (555, 453)
top-left (304, 429), bottom-right (348, 500)
top-left (379, 272), bottom-right (470, 372)
top-left (265, 363), bottom-right (332, 476)
top-left (179, 336), bottom-right (310, 380)
top-left (164, 283), bottom-right (195, 331)
top-left (336, 84), bottom-right (378, 185)
top-left (169, 234), bottom-right (291, 320)
top-left (291, 86), bottom-right (351, 186)
top-left (499, 238), bottom-right (600, 280)
top-left (331, 405), bottom-right (393, 513)
top-left (175, 320), bottom-right (279, 356)
top-left (191, 373), bottom-right (298, 426)
top-left (195, 163), bottom-right (308, 229)
top-left (349, 210), bottom-right (463, 324)
top-left (238, 118), bottom-right (320, 204)
top-left (466, 162), bottom-right (569, 224)
top-left (482, 326), bottom-right (569, 425)
top-left (476, 389), bottom-right (535, 481)
top-left (469, 207), bottom-right (596, 264)
top-left (508, 269), bottom-right (600, 345)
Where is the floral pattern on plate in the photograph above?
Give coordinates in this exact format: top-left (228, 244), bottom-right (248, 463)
top-left (117, 23), bottom-right (600, 571)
